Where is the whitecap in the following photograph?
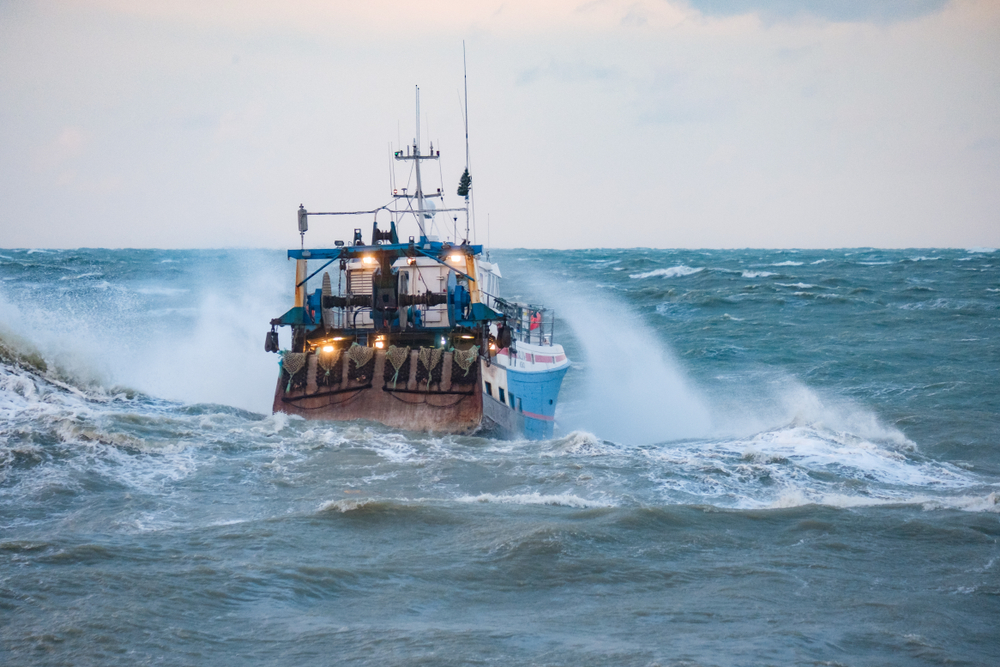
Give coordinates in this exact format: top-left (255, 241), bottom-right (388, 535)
top-left (629, 265), bottom-right (703, 279)
top-left (456, 492), bottom-right (614, 509)
top-left (58, 272), bottom-right (103, 281)
top-left (742, 270), bottom-right (776, 278)
top-left (770, 261), bottom-right (803, 266)
top-left (134, 286), bottom-right (190, 296)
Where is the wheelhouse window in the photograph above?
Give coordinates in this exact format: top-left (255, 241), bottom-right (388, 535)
top-left (485, 381), bottom-right (493, 397)
top-left (499, 388), bottom-right (506, 404)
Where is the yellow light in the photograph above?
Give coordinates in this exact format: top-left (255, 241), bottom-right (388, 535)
top-left (460, 334), bottom-right (474, 339)
top-left (374, 340), bottom-right (385, 349)
top-left (448, 254), bottom-right (463, 263)
top-left (322, 345), bottom-right (334, 353)
top-left (332, 336), bottom-right (344, 341)
top-left (406, 257), bottom-right (416, 265)
top-left (362, 256), bottom-right (376, 265)
top-left (489, 342), bottom-right (497, 350)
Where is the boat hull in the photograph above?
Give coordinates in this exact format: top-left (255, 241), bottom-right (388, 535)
top-left (273, 349), bottom-right (482, 434)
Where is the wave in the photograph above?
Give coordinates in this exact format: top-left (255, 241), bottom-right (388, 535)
top-left (629, 265), bottom-right (703, 279)
top-left (58, 272), bottom-right (103, 281)
top-left (770, 490), bottom-right (1000, 513)
top-left (770, 261), bottom-right (803, 266)
top-left (456, 492), bottom-right (614, 508)
top-left (741, 270), bottom-right (776, 278)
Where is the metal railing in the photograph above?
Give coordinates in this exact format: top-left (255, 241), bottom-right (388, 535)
top-left (492, 297), bottom-right (556, 347)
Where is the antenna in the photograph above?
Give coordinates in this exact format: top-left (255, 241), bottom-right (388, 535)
top-left (462, 41), bottom-right (475, 243)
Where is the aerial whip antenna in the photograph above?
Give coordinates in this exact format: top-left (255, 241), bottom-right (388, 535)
top-left (459, 41), bottom-right (475, 244)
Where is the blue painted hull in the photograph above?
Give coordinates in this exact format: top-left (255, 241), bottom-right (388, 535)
top-left (482, 364), bottom-right (569, 440)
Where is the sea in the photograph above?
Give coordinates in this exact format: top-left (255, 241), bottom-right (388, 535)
top-left (1, 246), bottom-right (998, 666)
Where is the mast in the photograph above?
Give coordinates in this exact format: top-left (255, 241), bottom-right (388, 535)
top-left (393, 85), bottom-right (440, 241)
top-left (414, 86), bottom-right (426, 238)
top-left (463, 43), bottom-right (471, 242)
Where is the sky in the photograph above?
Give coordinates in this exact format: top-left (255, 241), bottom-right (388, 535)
top-left (0, 0), bottom-right (998, 249)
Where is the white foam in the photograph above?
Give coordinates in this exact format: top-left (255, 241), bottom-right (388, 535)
top-left (134, 286), bottom-right (190, 296)
top-left (545, 431), bottom-right (616, 457)
top-left (59, 272), bottom-right (103, 280)
top-left (318, 498), bottom-right (378, 513)
top-left (456, 492), bottom-right (613, 508)
top-left (770, 261), bottom-right (803, 266)
top-left (742, 270), bottom-right (776, 278)
top-left (629, 265), bottom-right (703, 279)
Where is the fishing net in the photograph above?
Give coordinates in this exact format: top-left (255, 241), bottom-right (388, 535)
top-left (282, 352), bottom-right (307, 393)
top-left (416, 347), bottom-right (443, 387)
top-left (317, 347), bottom-right (342, 386)
top-left (347, 343), bottom-right (375, 382)
top-left (453, 346), bottom-right (479, 374)
top-left (383, 345), bottom-right (411, 388)
top-left (451, 345), bottom-right (480, 384)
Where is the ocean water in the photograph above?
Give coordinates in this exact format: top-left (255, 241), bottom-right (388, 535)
top-left (1, 247), bottom-right (998, 666)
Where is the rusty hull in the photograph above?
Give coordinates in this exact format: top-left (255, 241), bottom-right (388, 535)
top-left (273, 349), bottom-right (483, 434)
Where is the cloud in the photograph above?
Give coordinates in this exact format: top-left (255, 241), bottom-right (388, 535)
top-left (686, 0), bottom-right (952, 24)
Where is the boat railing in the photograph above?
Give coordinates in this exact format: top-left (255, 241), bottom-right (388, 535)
top-left (492, 297), bottom-right (556, 347)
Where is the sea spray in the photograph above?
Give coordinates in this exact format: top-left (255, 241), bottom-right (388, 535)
top-left (525, 274), bottom-right (712, 444)
top-left (0, 249), bottom-right (290, 412)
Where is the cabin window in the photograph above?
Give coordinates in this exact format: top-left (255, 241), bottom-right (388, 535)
top-left (485, 382), bottom-right (493, 397)
top-left (508, 392), bottom-right (515, 408)
top-left (499, 388), bottom-right (506, 404)
top-left (517, 397), bottom-right (522, 412)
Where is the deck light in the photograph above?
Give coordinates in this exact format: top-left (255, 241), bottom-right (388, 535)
top-left (375, 340), bottom-right (385, 349)
top-left (362, 256), bottom-right (376, 265)
top-left (448, 254), bottom-right (463, 263)
top-left (322, 345), bottom-right (334, 353)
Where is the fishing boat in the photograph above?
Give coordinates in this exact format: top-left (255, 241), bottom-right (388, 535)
top-left (264, 88), bottom-right (569, 439)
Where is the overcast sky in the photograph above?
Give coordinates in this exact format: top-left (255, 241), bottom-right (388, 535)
top-left (1, 0), bottom-right (997, 249)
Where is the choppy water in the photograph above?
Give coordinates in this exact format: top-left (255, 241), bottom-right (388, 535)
top-left (1, 247), bottom-right (998, 666)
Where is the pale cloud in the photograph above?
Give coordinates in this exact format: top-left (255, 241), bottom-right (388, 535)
top-left (1, 0), bottom-right (998, 249)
